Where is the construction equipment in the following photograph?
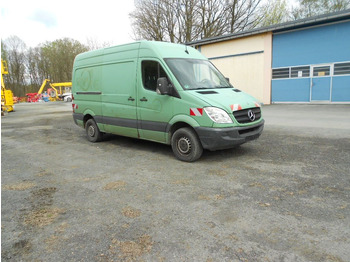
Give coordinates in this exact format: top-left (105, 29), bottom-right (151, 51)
top-left (26, 79), bottom-right (72, 102)
top-left (50, 81), bottom-right (72, 99)
top-left (1, 59), bottom-right (14, 113)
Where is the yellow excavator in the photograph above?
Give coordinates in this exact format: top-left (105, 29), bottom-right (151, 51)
top-left (1, 59), bottom-right (14, 113)
top-left (28, 79), bottom-right (72, 102)
top-left (38, 79), bottom-right (72, 101)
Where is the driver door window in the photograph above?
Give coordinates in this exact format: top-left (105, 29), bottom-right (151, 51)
top-left (142, 60), bottom-right (168, 91)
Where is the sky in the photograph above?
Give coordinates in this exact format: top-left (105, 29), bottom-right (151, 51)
top-left (1, 0), bottom-right (300, 49)
top-left (1, 0), bottom-right (135, 48)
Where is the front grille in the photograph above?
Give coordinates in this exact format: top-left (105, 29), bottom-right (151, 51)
top-left (233, 107), bottom-right (261, 124)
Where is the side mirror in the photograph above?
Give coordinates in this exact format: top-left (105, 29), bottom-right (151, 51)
top-left (156, 77), bottom-right (170, 95)
top-left (225, 77), bottom-right (230, 83)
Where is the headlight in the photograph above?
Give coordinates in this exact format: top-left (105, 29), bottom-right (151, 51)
top-left (204, 107), bottom-right (233, 123)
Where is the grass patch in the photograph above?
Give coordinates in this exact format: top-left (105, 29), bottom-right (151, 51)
top-left (24, 207), bottom-right (64, 227)
top-left (111, 235), bottom-right (153, 260)
top-left (103, 181), bottom-right (126, 190)
top-left (122, 206), bottom-right (141, 218)
top-left (3, 182), bottom-right (36, 191)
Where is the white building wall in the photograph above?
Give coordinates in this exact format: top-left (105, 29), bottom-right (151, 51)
top-left (198, 32), bottom-right (272, 104)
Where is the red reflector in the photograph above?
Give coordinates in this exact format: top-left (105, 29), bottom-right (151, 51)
top-left (72, 104), bottom-right (78, 112)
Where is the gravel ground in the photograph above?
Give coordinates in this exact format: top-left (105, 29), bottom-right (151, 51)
top-left (1, 102), bottom-right (350, 262)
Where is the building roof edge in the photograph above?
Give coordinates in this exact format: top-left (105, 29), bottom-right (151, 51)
top-left (187, 9), bottom-right (350, 46)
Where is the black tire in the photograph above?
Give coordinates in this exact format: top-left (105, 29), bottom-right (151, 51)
top-left (171, 127), bottom-right (203, 162)
top-left (85, 119), bottom-right (102, 142)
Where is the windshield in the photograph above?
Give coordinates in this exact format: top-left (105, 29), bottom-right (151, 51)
top-left (165, 58), bottom-right (232, 90)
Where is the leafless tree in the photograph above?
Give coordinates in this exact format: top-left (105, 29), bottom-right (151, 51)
top-left (197, 0), bottom-right (228, 38)
top-left (86, 37), bottom-right (114, 50)
top-left (2, 36), bottom-right (27, 96)
top-left (130, 0), bottom-right (166, 41)
top-left (26, 47), bottom-right (43, 87)
top-left (130, 0), bottom-right (262, 43)
top-left (292, 0), bottom-right (350, 19)
top-left (225, 0), bottom-right (262, 33)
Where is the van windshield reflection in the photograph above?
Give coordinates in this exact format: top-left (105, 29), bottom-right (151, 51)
top-left (165, 58), bottom-right (232, 90)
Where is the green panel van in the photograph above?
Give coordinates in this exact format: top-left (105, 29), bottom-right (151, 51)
top-left (72, 41), bottom-right (264, 162)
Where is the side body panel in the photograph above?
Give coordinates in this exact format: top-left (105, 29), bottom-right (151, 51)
top-left (101, 60), bottom-right (138, 138)
top-left (73, 43), bottom-right (140, 135)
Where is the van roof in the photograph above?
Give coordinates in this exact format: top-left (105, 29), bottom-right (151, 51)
top-left (139, 41), bottom-right (205, 60)
top-left (74, 41), bottom-right (206, 65)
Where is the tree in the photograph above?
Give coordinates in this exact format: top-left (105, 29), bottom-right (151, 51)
top-left (2, 36), bottom-right (88, 97)
top-left (130, 0), bottom-right (167, 41)
top-left (257, 0), bottom-right (290, 27)
top-left (292, 0), bottom-right (350, 19)
top-left (197, 0), bottom-right (228, 38)
top-left (2, 36), bottom-right (27, 96)
top-left (40, 38), bottom-right (88, 82)
top-left (176, 0), bottom-right (198, 42)
top-left (1, 41), bottom-right (8, 62)
top-left (86, 37), bottom-right (113, 50)
top-left (130, 0), bottom-right (262, 43)
top-left (225, 0), bottom-right (262, 33)
top-left (26, 47), bottom-right (44, 88)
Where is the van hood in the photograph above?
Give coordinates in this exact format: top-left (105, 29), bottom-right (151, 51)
top-left (188, 88), bottom-right (260, 112)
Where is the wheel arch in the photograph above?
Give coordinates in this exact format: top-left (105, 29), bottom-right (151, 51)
top-left (169, 122), bottom-right (193, 138)
top-left (82, 109), bottom-right (96, 128)
top-left (83, 114), bottom-right (93, 128)
top-left (166, 115), bottom-right (200, 144)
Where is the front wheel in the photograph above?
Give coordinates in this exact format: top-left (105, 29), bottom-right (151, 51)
top-left (171, 127), bottom-right (203, 162)
top-left (85, 119), bottom-right (102, 142)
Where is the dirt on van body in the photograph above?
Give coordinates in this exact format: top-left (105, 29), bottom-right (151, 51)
top-left (1, 102), bottom-right (350, 261)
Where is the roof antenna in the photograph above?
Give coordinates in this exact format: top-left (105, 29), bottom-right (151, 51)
top-left (185, 45), bottom-right (189, 54)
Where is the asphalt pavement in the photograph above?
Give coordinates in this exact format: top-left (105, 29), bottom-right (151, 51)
top-left (1, 102), bottom-right (350, 261)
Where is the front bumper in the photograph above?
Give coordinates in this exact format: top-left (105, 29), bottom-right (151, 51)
top-left (195, 120), bottom-right (264, 151)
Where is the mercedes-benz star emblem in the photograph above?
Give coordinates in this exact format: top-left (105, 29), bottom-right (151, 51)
top-left (247, 110), bottom-right (255, 121)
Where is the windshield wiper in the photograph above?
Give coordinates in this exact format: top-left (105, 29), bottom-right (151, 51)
top-left (192, 87), bottom-right (213, 90)
top-left (214, 85), bottom-right (231, 88)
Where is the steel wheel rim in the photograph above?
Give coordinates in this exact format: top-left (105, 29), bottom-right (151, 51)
top-left (177, 137), bottom-right (191, 154)
top-left (88, 125), bottom-right (95, 137)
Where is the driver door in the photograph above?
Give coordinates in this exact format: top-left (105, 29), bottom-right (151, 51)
top-left (136, 60), bottom-right (174, 143)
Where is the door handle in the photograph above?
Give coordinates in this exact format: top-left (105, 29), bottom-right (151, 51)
top-left (128, 96), bottom-right (135, 101)
top-left (140, 97), bottom-right (148, 102)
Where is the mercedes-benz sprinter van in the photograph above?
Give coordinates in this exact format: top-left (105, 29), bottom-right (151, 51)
top-left (72, 41), bottom-right (264, 162)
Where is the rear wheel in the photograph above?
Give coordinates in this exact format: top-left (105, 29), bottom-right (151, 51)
top-left (171, 127), bottom-right (203, 162)
top-left (85, 119), bottom-right (102, 142)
